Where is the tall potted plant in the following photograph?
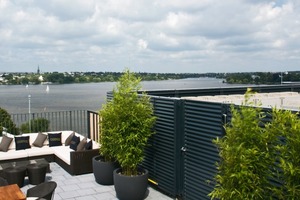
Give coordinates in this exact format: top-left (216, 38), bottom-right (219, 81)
top-left (92, 84), bottom-right (120, 185)
top-left (108, 69), bottom-right (156, 200)
top-left (209, 90), bottom-right (277, 199)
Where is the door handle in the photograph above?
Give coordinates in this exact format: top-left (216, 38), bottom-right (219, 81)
top-left (181, 147), bottom-right (187, 154)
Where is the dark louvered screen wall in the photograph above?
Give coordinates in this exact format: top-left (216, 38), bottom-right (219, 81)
top-left (183, 100), bottom-right (227, 200)
top-left (142, 97), bottom-right (183, 197)
top-left (141, 96), bottom-right (229, 199)
top-left (107, 85), bottom-right (300, 199)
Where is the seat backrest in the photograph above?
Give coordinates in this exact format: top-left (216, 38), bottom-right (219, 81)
top-left (27, 181), bottom-right (57, 200)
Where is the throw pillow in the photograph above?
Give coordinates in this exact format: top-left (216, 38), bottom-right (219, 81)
top-left (69, 135), bottom-right (80, 151)
top-left (84, 140), bottom-right (93, 150)
top-left (65, 132), bottom-right (75, 146)
top-left (48, 132), bottom-right (62, 147)
top-left (32, 132), bottom-right (47, 147)
top-left (77, 138), bottom-right (87, 151)
top-left (0, 135), bottom-right (13, 152)
top-left (15, 136), bottom-right (31, 150)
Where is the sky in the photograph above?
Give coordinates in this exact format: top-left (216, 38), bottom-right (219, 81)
top-left (0, 0), bottom-right (299, 73)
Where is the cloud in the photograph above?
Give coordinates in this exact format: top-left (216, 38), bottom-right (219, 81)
top-left (0, 0), bottom-right (299, 73)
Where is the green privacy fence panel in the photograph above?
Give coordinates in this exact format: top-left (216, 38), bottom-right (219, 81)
top-left (183, 100), bottom-right (227, 200)
top-left (142, 97), bottom-right (183, 197)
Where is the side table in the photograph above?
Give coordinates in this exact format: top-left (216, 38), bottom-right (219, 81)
top-left (27, 163), bottom-right (48, 185)
top-left (3, 166), bottom-right (27, 187)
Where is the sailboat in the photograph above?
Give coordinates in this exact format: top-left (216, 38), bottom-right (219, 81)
top-left (46, 85), bottom-right (49, 93)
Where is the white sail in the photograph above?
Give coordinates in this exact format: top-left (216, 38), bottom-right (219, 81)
top-left (46, 85), bottom-right (49, 93)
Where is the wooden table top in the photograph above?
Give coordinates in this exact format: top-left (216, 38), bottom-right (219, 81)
top-left (0, 184), bottom-right (26, 200)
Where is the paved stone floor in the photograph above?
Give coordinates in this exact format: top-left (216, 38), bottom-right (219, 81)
top-left (21, 162), bottom-right (173, 200)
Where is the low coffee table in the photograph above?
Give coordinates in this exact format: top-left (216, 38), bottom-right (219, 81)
top-left (0, 158), bottom-right (50, 178)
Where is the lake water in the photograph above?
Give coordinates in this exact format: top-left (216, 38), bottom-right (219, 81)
top-left (0, 78), bottom-right (233, 114)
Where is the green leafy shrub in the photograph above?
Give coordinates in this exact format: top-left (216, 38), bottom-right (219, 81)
top-left (0, 107), bottom-right (19, 135)
top-left (99, 69), bottom-right (156, 176)
top-left (20, 118), bottom-right (50, 133)
top-left (209, 89), bottom-right (277, 199)
top-left (210, 89), bottom-right (300, 199)
top-left (267, 109), bottom-right (300, 199)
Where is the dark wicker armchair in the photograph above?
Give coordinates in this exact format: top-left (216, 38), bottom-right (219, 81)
top-left (26, 181), bottom-right (57, 200)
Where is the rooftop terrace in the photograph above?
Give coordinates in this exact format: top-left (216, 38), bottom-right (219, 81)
top-left (21, 162), bottom-right (172, 200)
top-left (183, 91), bottom-right (300, 111)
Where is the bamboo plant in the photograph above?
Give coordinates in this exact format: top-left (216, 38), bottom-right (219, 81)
top-left (99, 69), bottom-right (156, 175)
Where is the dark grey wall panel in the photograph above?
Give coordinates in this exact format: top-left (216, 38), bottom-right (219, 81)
top-left (183, 100), bottom-right (225, 200)
top-left (142, 97), bottom-right (180, 197)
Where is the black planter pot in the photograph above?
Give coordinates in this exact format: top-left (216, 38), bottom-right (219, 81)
top-left (114, 168), bottom-right (149, 200)
top-left (92, 155), bottom-right (118, 185)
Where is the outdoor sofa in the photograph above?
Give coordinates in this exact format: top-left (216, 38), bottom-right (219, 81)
top-left (0, 130), bottom-right (100, 175)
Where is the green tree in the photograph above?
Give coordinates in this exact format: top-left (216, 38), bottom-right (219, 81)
top-left (46, 72), bottom-right (65, 83)
top-left (0, 107), bottom-right (19, 135)
top-left (28, 75), bottom-right (41, 84)
top-left (20, 118), bottom-right (50, 133)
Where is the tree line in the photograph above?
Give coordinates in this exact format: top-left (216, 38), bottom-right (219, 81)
top-left (223, 71), bottom-right (300, 84)
top-left (0, 71), bottom-right (205, 85)
top-left (2, 71), bottom-right (300, 85)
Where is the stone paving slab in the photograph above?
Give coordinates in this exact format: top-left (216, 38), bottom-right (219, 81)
top-left (21, 162), bottom-right (173, 200)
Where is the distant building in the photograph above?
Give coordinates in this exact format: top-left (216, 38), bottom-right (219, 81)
top-left (37, 66), bottom-right (40, 74)
top-left (38, 75), bottom-right (44, 82)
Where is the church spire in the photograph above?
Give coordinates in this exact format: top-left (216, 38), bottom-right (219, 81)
top-left (37, 65), bottom-right (40, 74)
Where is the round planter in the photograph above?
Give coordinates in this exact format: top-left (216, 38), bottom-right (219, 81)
top-left (92, 155), bottom-right (118, 185)
top-left (114, 168), bottom-right (149, 200)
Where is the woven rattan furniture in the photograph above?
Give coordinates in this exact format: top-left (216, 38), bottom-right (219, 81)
top-left (27, 163), bottom-right (48, 185)
top-left (0, 158), bottom-right (50, 178)
top-left (26, 181), bottom-right (57, 200)
top-left (0, 177), bottom-right (8, 186)
top-left (0, 131), bottom-right (100, 176)
top-left (3, 166), bottom-right (27, 187)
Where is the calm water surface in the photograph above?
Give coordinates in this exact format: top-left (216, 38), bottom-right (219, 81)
top-left (0, 78), bottom-right (233, 114)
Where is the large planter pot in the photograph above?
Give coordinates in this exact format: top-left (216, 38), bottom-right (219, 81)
top-left (92, 155), bottom-right (118, 185)
top-left (114, 168), bottom-right (149, 200)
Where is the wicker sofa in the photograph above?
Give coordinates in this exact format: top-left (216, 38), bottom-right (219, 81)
top-left (0, 131), bottom-right (100, 175)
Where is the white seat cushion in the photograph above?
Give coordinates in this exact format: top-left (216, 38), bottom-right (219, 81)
top-left (25, 146), bottom-right (54, 157)
top-left (51, 146), bottom-right (74, 165)
top-left (0, 149), bottom-right (28, 160)
top-left (92, 141), bottom-right (100, 149)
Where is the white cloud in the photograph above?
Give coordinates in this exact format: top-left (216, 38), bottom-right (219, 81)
top-left (0, 0), bottom-right (299, 73)
top-left (138, 39), bottom-right (148, 50)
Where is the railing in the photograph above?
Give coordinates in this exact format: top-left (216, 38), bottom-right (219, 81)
top-left (8, 110), bottom-right (99, 139)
